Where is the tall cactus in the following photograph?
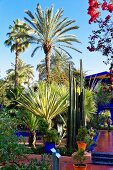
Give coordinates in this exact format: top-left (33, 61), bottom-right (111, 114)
top-left (67, 59), bottom-right (85, 149)
top-left (80, 59), bottom-right (85, 127)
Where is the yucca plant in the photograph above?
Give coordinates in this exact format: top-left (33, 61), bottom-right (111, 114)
top-left (18, 83), bottom-right (69, 129)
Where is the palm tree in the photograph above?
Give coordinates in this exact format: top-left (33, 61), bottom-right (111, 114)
top-left (37, 52), bottom-right (75, 85)
top-left (6, 59), bottom-right (34, 87)
top-left (17, 4), bottom-right (81, 80)
top-left (18, 82), bottom-right (68, 128)
top-left (5, 19), bottom-right (29, 87)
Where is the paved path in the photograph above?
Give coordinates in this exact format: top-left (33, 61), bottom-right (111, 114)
top-left (94, 130), bottom-right (113, 152)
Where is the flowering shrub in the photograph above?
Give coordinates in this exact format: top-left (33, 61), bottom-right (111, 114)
top-left (94, 82), bottom-right (112, 105)
top-left (87, 15), bottom-right (113, 62)
top-left (88, 0), bottom-right (113, 24)
top-left (88, 0), bottom-right (100, 24)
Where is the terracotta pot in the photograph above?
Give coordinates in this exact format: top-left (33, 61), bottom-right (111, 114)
top-left (73, 164), bottom-right (87, 170)
top-left (77, 141), bottom-right (87, 151)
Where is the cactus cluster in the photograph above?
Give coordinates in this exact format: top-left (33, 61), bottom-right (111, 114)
top-left (67, 59), bottom-right (85, 149)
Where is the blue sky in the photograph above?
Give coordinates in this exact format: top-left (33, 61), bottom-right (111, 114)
top-left (0, 0), bottom-right (109, 80)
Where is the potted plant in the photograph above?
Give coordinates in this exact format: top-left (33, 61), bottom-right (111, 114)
top-left (44, 129), bottom-right (59, 154)
top-left (76, 127), bottom-right (88, 151)
top-left (72, 149), bottom-right (87, 170)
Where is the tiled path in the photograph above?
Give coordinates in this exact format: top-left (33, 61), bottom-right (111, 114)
top-left (61, 130), bottom-right (113, 170)
top-left (94, 130), bottom-right (113, 152)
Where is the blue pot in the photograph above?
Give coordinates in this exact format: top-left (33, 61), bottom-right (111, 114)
top-left (45, 142), bottom-right (55, 154)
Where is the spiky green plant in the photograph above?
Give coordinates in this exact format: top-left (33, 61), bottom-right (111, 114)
top-left (18, 83), bottom-right (68, 128)
top-left (85, 89), bottom-right (96, 122)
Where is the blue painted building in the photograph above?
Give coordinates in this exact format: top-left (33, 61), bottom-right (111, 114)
top-left (85, 71), bottom-right (113, 122)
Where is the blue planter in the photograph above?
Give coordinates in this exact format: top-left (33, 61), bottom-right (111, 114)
top-left (89, 132), bottom-right (99, 152)
top-left (45, 142), bottom-right (55, 154)
top-left (15, 131), bottom-right (40, 137)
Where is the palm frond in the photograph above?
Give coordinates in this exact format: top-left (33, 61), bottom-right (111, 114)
top-left (58, 44), bottom-right (82, 53)
top-left (31, 46), bottom-right (41, 57)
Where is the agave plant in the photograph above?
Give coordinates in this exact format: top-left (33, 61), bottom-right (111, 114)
top-left (18, 83), bottom-right (69, 128)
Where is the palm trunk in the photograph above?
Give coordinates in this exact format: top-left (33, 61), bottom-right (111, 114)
top-left (15, 50), bottom-right (19, 87)
top-left (45, 50), bottom-right (51, 81)
top-left (28, 131), bottom-right (36, 148)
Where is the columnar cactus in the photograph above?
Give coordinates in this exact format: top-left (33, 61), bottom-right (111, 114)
top-left (67, 59), bottom-right (85, 149)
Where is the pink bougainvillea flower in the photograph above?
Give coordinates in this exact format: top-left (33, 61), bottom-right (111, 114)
top-left (89, 0), bottom-right (99, 7)
top-left (88, 6), bottom-right (96, 16)
top-left (101, 1), bottom-right (108, 10)
top-left (89, 12), bottom-right (100, 24)
top-left (88, 0), bottom-right (100, 23)
top-left (107, 4), bottom-right (113, 12)
top-left (88, 0), bottom-right (97, 6)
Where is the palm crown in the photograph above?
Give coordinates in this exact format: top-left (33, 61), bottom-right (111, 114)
top-left (17, 4), bottom-right (81, 80)
top-left (5, 19), bottom-right (29, 87)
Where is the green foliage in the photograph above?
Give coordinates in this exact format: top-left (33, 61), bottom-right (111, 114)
top-left (58, 147), bottom-right (75, 156)
top-left (94, 82), bottom-right (112, 105)
top-left (6, 59), bottom-right (34, 87)
top-left (31, 146), bottom-right (45, 155)
top-left (77, 127), bottom-right (88, 142)
top-left (85, 135), bottom-right (94, 151)
top-left (18, 82), bottom-right (68, 128)
top-left (99, 110), bottom-right (111, 127)
top-left (37, 117), bottom-right (49, 135)
top-left (1, 154), bottom-right (51, 170)
top-left (5, 19), bottom-right (29, 54)
top-left (0, 115), bottom-right (27, 163)
top-left (5, 19), bottom-right (29, 87)
top-left (6, 86), bottom-right (24, 109)
top-left (22, 111), bottom-right (39, 133)
top-left (88, 114), bottom-right (100, 130)
top-left (0, 79), bottom-right (9, 106)
top-left (85, 89), bottom-right (97, 122)
top-left (45, 129), bottom-right (59, 144)
top-left (16, 3), bottom-right (81, 80)
top-left (37, 53), bottom-right (75, 85)
top-left (72, 149), bottom-right (86, 166)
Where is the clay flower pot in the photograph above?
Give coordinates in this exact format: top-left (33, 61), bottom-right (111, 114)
top-left (77, 141), bottom-right (87, 151)
top-left (73, 164), bottom-right (87, 170)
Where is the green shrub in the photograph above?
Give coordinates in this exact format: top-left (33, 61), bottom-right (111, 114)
top-left (45, 129), bottom-right (59, 144)
top-left (58, 147), bottom-right (75, 156)
top-left (0, 115), bottom-right (28, 163)
top-left (31, 145), bottom-right (45, 155)
top-left (77, 127), bottom-right (88, 142)
top-left (1, 154), bottom-right (51, 170)
top-left (37, 118), bottom-right (49, 135)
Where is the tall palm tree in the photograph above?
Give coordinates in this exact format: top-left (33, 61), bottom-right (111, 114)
top-left (17, 4), bottom-right (81, 80)
top-left (6, 59), bottom-right (34, 87)
top-left (5, 19), bottom-right (29, 87)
